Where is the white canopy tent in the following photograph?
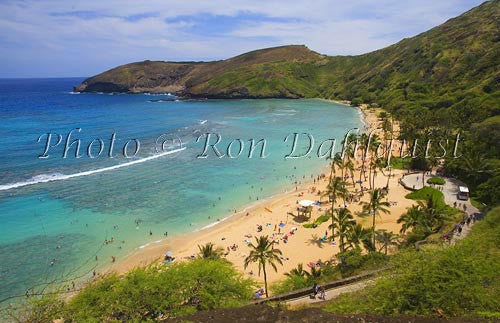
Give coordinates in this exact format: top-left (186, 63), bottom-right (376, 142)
top-left (298, 200), bottom-right (315, 207)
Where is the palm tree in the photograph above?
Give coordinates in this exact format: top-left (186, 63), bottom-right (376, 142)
top-left (385, 165), bottom-right (393, 190)
top-left (361, 189), bottom-right (391, 248)
top-left (417, 196), bottom-right (447, 232)
top-left (460, 147), bottom-right (491, 185)
top-left (371, 157), bottom-right (385, 190)
top-left (367, 134), bottom-right (381, 189)
top-left (358, 133), bottom-right (369, 192)
top-left (375, 229), bottom-right (399, 254)
top-left (347, 223), bottom-right (372, 250)
top-left (323, 176), bottom-right (347, 237)
top-left (331, 152), bottom-right (343, 179)
top-left (308, 266), bottom-right (322, 281)
top-left (285, 263), bottom-right (307, 278)
top-left (344, 158), bottom-right (356, 187)
top-left (244, 236), bottom-right (283, 297)
top-left (329, 208), bottom-right (356, 253)
top-left (397, 205), bottom-right (426, 234)
top-left (197, 242), bottom-right (225, 260)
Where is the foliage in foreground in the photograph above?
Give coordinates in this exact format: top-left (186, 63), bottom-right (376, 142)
top-left (25, 259), bottom-right (254, 322)
top-left (323, 207), bottom-right (500, 318)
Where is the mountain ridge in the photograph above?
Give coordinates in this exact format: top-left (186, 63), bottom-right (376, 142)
top-left (74, 0), bottom-right (499, 126)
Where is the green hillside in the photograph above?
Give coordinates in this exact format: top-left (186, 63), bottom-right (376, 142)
top-left (189, 0), bottom-right (499, 128)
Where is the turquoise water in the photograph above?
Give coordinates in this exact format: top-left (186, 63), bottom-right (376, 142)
top-left (0, 78), bottom-right (361, 303)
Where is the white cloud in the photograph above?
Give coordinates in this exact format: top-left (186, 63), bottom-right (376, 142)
top-left (0, 0), bottom-right (484, 77)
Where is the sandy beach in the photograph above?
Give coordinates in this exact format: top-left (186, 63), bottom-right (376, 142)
top-left (105, 104), bottom-right (414, 286)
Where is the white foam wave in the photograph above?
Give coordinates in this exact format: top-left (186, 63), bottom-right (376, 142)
top-left (0, 147), bottom-right (186, 192)
top-left (199, 120), bottom-right (208, 125)
top-left (137, 239), bottom-right (164, 249)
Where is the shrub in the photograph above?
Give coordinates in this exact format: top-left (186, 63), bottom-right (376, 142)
top-left (426, 177), bottom-right (445, 185)
top-left (25, 259), bottom-right (254, 321)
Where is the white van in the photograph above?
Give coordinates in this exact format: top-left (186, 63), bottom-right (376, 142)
top-left (457, 186), bottom-right (469, 200)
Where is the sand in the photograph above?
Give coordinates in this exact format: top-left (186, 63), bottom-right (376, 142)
top-left (104, 103), bottom-right (415, 287)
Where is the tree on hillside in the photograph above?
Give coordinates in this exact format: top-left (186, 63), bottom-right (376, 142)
top-left (244, 236), bottom-right (283, 298)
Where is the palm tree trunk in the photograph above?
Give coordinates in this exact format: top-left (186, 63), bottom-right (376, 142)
top-left (329, 162), bottom-right (333, 183)
top-left (341, 162), bottom-right (345, 182)
top-left (359, 154), bottom-right (365, 194)
top-left (368, 165), bottom-right (372, 190)
top-left (263, 263), bottom-right (268, 298)
top-left (386, 167), bottom-right (392, 189)
top-left (331, 208), bottom-right (335, 237)
top-left (372, 209), bottom-right (376, 250)
top-left (372, 168), bottom-right (377, 190)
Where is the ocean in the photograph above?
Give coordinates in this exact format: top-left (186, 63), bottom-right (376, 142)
top-left (0, 78), bottom-right (361, 304)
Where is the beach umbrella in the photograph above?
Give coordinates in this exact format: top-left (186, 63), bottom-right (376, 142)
top-left (299, 200), bottom-right (315, 207)
top-left (165, 251), bottom-right (173, 257)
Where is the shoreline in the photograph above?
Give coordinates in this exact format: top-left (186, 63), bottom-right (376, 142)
top-left (101, 103), bottom-right (412, 287)
top-left (103, 100), bottom-right (363, 274)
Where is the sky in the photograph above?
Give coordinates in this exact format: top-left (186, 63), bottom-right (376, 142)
top-left (0, 0), bottom-right (485, 78)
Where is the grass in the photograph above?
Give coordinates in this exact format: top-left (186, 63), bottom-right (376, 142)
top-left (470, 197), bottom-right (487, 211)
top-left (389, 157), bottom-right (411, 170)
top-left (405, 187), bottom-right (447, 208)
top-left (426, 177), bottom-right (445, 185)
top-left (303, 215), bottom-right (329, 228)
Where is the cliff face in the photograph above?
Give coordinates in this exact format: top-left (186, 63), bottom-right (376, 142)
top-left (74, 45), bottom-right (322, 97)
top-left (75, 1), bottom-right (499, 106)
top-left (74, 61), bottom-right (196, 94)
